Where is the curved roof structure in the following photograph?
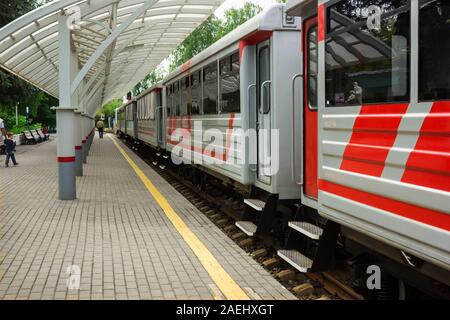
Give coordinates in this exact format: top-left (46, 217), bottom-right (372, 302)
top-left (0, 0), bottom-right (224, 115)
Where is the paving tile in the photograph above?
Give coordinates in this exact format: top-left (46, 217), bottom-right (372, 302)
top-left (0, 135), bottom-right (295, 301)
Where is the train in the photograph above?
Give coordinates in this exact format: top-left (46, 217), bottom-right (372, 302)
top-left (116, 0), bottom-right (450, 299)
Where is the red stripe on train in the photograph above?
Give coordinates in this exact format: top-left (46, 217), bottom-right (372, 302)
top-left (239, 31), bottom-right (273, 63)
top-left (167, 113), bottom-right (236, 162)
top-left (401, 101), bottom-right (450, 192)
top-left (340, 103), bottom-right (409, 177)
top-left (318, 179), bottom-right (450, 232)
top-left (318, 4), bottom-right (325, 42)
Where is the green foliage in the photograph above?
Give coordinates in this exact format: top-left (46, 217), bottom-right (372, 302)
top-left (130, 2), bottom-right (263, 98)
top-left (96, 99), bottom-right (123, 119)
top-left (0, 1), bottom-right (38, 27)
top-left (132, 69), bottom-right (164, 96)
top-left (220, 2), bottom-right (263, 36)
top-left (0, 0), bottom-right (57, 133)
top-left (169, 2), bottom-right (262, 71)
top-left (170, 2), bottom-right (262, 71)
top-left (132, 2), bottom-right (262, 95)
top-left (10, 118), bottom-right (42, 135)
top-left (169, 16), bottom-right (223, 71)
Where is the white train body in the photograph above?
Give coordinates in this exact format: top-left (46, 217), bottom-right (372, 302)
top-left (116, 1), bottom-right (450, 293)
top-left (286, 0), bottom-right (449, 282)
top-left (121, 4), bottom-right (304, 199)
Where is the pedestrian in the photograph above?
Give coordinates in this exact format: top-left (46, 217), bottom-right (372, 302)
top-left (96, 119), bottom-right (105, 139)
top-left (4, 132), bottom-right (18, 168)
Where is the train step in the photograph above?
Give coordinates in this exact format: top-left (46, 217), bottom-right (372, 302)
top-left (244, 199), bottom-right (265, 211)
top-left (235, 221), bottom-right (257, 236)
top-left (289, 221), bottom-right (323, 240)
top-left (163, 155), bottom-right (169, 159)
top-left (277, 249), bottom-right (313, 273)
top-left (156, 153), bottom-right (161, 157)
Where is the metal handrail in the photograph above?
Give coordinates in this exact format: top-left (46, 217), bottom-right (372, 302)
top-left (291, 73), bottom-right (303, 185)
top-left (247, 84), bottom-right (258, 173)
top-left (260, 80), bottom-right (272, 114)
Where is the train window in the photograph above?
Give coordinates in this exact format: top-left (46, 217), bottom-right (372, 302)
top-left (219, 52), bottom-right (240, 113)
top-left (141, 97), bottom-right (146, 120)
top-left (203, 62), bottom-right (218, 114)
top-left (126, 104), bottom-right (133, 120)
top-left (149, 93), bottom-right (155, 120)
top-left (181, 77), bottom-right (189, 116)
top-left (419, 0), bottom-right (450, 101)
top-left (156, 90), bottom-right (162, 107)
top-left (191, 71), bottom-right (202, 115)
top-left (307, 26), bottom-right (318, 110)
top-left (173, 81), bottom-right (181, 116)
top-left (325, 0), bottom-right (410, 106)
top-left (166, 85), bottom-right (172, 117)
top-left (137, 100), bottom-right (142, 120)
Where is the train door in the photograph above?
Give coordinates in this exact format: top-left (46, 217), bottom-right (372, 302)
top-left (133, 101), bottom-right (138, 138)
top-left (256, 40), bottom-right (272, 185)
top-left (156, 90), bottom-right (164, 147)
top-left (303, 17), bottom-right (318, 199)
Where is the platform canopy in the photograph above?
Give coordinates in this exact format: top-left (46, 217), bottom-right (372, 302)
top-left (0, 0), bottom-right (224, 115)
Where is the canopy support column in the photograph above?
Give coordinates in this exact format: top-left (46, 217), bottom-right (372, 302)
top-left (56, 12), bottom-right (77, 200)
top-left (56, 108), bottom-right (77, 200)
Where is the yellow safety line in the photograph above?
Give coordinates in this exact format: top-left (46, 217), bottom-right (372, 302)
top-left (109, 136), bottom-right (249, 300)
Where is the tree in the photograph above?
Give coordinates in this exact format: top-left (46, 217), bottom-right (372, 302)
top-left (0, 0), bottom-right (58, 131)
top-left (132, 69), bottom-right (164, 97)
top-left (130, 2), bottom-right (262, 98)
top-left (219, 2), bottom-right (263, 37)
top-left (96, 99), bottom-right (123, 119)
top-left (169, 2), bottom-right (262, 71)
top-left (170, 16), bottom-right (223, 71)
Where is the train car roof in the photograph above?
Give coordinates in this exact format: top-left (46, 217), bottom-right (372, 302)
top-left (117, 98), bottom-right (136, 111)
top-left (163, 3), bottom-right (300, 83)
top-left (135, 82), bottom-right (164, 100)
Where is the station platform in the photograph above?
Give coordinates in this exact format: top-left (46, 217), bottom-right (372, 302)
top-left (0, 135), bottom-right (295, 300)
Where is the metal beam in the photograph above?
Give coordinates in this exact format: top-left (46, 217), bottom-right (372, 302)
top-left (70, 0), bottom-right (159, 96)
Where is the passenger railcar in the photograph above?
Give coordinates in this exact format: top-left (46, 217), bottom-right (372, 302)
top-left (134, 85), bottom-right (165, 149)
top-left (283, 0), bottom-right (450, 297)
top-left (163, 4), bottom-right (302, 199)
top-left (116, 1), bottom-right (450, 298)
top-left (115, 105), bottom-right (125, 137)
top-left (116, 99), bottom-right (137, 140)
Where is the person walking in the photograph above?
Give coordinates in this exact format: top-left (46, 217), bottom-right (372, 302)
top-left (4, 132), bottom-right (18, 168)
top-left (96, 120), bottom-right (105, 139)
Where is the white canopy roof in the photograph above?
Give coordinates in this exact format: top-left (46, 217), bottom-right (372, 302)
top-left (0, 0), bottom-right (224, 115)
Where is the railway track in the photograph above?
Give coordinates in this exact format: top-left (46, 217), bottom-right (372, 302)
top-left (127, 140), bottom-right (364, 300)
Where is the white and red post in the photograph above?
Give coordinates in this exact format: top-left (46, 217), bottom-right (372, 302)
top-left (56, 13), bottom-right (78, 200)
